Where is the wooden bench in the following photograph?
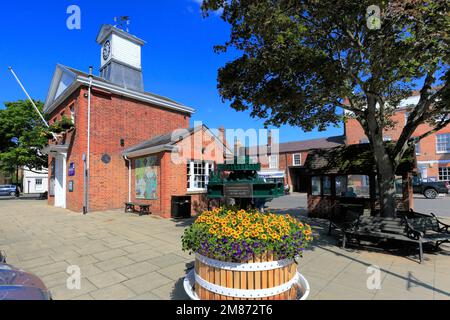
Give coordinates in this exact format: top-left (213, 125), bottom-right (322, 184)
top-left (124, 202), bottom-right (151, 216)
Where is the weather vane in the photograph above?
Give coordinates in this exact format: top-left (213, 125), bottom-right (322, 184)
top-left (114, 16), bottom-right (130, 33)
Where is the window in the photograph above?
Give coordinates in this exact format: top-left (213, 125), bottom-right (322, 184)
top-left (293, 154), bottom-right (302, 166)
top-left (187, 161), bottom-right (213, 191)
top-left (383, 136), bottom-right (392, 142)
top-left (336, 175), bottom-right (370, 198)
top-left (436, 134), bottom-right (450, 153)
top-left (269, 155), bottom-right (279, 169)
top-left (323, 176), bottom-right (332, 195)
top-left (311, 176), bottom-right (321, 196)
top-left (70, 105), bottom-right (75, 123)
top-left (439, 167), bottom-right (450, 181)
top-left (404, 112), bottom-right (409, 125)
top-left (415, 142), bottom-right (421, 155)
top-left (35, 179), bottom-right (43, 191)
top-left (249, 156), bottom-right (258, 164)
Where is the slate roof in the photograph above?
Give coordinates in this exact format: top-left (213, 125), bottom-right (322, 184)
top-left (304, 143), bottom-right (416, 175)
top-left (63, 66), bottom-right (181, 106)
top-left (278, 136), bottom-right (345, 153)
top-left (123, 127), bottom-right (196, 155)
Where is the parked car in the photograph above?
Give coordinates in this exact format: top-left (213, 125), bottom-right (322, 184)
top-left (412, 176), bottom-right (450, 199)
top-left (0, 185), bottom-right (19, 197)
top-left (0, 252), bottom-right (51, 300)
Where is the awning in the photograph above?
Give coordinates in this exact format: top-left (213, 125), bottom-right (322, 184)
top-left (41, 144), bottom-right (70, 155)
top-left (258, 171), bottom-right (285, 179)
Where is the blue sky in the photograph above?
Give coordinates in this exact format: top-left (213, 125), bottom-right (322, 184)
top-left (0, 0), bottom-right (344, 144)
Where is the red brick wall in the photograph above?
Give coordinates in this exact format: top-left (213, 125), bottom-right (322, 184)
top-left (129, 128), bottom-right (225, 218)
top-left (345, 110), bottom-right (450, 180)
top-left (47, 85), bottom-right (191, 212)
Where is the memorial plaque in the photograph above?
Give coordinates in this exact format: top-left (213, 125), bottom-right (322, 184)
top-left (224, 184), bottom-right (253, 198)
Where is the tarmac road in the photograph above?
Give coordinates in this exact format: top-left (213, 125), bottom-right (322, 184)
top-left (267, 193), bottom-right (450, 218)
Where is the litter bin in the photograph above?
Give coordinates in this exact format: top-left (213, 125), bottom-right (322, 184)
top-left (171, 196), bottom-right (192, 219)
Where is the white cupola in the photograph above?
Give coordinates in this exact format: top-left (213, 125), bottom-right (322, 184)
top-left (96, 24), bottom-right (146, 92)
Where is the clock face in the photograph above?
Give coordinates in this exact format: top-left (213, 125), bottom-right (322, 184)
top-left (103, 40), bottom-right (111, 61)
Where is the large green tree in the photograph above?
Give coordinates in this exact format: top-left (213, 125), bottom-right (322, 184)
top-left (202, 0), bottom-right (449, 217)
top-left (0, 100), bottom-right (48, 182)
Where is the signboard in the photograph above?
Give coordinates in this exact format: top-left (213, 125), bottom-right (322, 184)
top-left (135, 156), bottom-right (158, 200)
top-left (68, 163), bottom-right (75, 177)
top-left (224, 184), bottom-right (253, 198)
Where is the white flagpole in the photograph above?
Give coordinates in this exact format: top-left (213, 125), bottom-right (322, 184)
top-left (8, 67), bottom-right (57, 140)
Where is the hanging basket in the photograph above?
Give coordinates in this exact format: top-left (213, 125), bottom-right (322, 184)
top-left (184, 253), bottom-right (310, 300)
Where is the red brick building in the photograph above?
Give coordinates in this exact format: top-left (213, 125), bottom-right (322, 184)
top-left (345, 93), bottom-right (450, 182)
top-left (245, 134), bottom-right (345, 193)
top-left (42, 25), bottom-right (228, 217)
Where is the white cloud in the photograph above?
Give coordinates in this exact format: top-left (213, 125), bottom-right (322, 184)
top-left (190, 0), bottom-right (223, 16)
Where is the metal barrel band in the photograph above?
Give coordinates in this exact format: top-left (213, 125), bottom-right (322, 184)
top-left (194, 271), bottom-right (299, 299)
top-left (195, 253), bottom-right (294, 271)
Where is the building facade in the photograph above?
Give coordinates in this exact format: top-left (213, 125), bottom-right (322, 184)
top-left (42, 25), bottom-right (227, 217)
top-left (345, 94), bottom-right (450, 182)
top-left (22, 167), bottom-right (48, 194)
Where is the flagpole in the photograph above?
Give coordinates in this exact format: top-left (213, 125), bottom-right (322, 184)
top-left (8, 67), bottom-right (57, 140)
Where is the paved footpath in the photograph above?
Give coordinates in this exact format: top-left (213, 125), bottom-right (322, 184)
top-left (0, 200), bottom-right (449, 300)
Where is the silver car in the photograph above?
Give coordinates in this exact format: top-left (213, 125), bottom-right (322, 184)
top-left (0, 185), bottom-right (18, 197)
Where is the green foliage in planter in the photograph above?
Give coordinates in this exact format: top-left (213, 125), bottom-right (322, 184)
top-left (182, 207), bottom-right (313, 262)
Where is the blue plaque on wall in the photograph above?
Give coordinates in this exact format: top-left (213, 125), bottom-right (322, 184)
top-left (68, 162), bottom-right (75, 176)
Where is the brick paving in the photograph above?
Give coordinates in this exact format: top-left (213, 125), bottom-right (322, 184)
top-left (0, 200), bottom-right (449, 300)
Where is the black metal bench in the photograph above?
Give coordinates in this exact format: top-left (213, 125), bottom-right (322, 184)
top-left (342, 216), bottom-right (426, 262)
top-left (339, 213), bottom-right (450, 263)
top-left (328, 209), bottom-right (361, 236)
top-left (124, 202), bottom-right (151, 216)
top-left (403, 210), bottom-right (450, 249)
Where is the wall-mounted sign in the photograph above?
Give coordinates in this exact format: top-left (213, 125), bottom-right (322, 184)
top-left (135, 156), bottom-right (158, 200)
top-left (68, 162), bottom-right (75, 176)
top-left (68, 181), bottom-right (74, 192)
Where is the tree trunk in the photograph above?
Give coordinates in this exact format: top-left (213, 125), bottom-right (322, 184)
top-left (370, 129), bottom-right (397, 217)
top-left (375, 158), bottom-right (397, 217)
top-left (364, 97), bottom-right (398, 218)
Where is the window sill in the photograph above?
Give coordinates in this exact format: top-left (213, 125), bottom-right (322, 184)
top-left (436, 151), bottom-right (450, 154)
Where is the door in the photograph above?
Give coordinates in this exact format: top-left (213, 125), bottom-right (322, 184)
top-left (54, 154), bottom-right (67, 208)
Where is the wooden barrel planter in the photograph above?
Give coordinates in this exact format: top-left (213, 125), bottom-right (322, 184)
top-left (188, 253), bottom-right (307, 300)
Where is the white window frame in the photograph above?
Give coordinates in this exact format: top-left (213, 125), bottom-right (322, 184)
top-left (438, 167), bottom-right (450, 181)
top-left (269, 155), bottom-right (279, 169)
top-left (187, 161), bottom-right (214, 192)
top-left (35, 178), bottom-right (43, 191)
top-left (249, 156), bottom-right (258, 164)
top-left (292, 153), bottom-right (302, 166)
top-left (436, 134), bottom-right (450, 154)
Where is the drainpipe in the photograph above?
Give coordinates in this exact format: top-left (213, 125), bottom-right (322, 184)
top-left (124, 155), bottom-right (132, 202)
top-left (84, 66), bottom-right (93, 214)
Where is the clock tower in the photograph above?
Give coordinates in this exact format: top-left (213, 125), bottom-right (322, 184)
top-left (96, 24), bottom-right (145, 92)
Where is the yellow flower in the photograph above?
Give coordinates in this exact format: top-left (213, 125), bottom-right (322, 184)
top-left (244, 231), bottom-right (251, 238)
top-left (261, 234), bottom-right (268, 240)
